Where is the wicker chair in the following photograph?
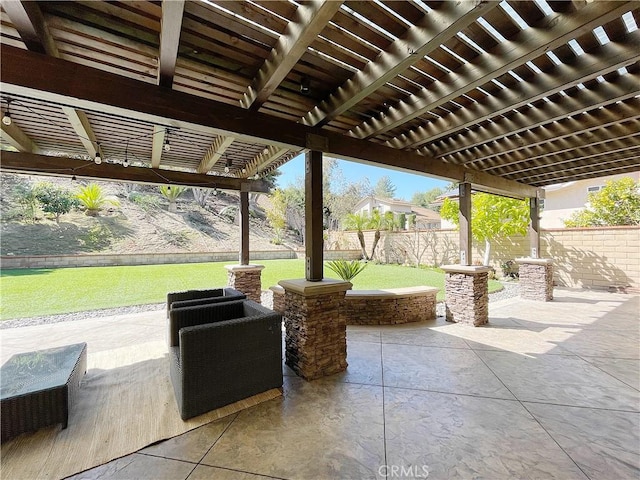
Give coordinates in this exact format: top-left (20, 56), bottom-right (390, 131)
top-left (166, 287), bottom-right (245, 317)
top-left (169, 299), bottom-right (283, 420)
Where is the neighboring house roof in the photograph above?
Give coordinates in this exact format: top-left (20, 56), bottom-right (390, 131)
top-left (353, 196), bottom-right (412, 210)
top-left (411, 206), bottom-right (441, 221)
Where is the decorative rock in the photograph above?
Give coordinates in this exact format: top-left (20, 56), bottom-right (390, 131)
top-left (441, 265), bottom-right (491, 327)
top-left (516, 258), bottom-right (554, 301)
top-left (225, 264), bottom-right (265, 304)
top-left (279, 279), bottom-right (352, 381)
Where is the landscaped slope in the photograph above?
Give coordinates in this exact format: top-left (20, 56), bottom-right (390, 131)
top-left (0, 174), bottom-right (301, 256)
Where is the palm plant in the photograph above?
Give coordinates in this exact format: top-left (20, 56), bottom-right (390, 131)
top-left (343, 212), bottom-right (370, 260)
top-left (76, 183), bottom-right (118, 216)
top-left (325, 259), bottom-right (368, 282)
top-left (159, 185), bottom-right (187, 212)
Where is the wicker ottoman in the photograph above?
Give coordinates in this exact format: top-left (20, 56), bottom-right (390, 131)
top-left (1, 342), bottom-right (87, 443)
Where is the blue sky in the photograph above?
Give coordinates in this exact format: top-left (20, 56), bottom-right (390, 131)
top-left (276, 153), bottom-right (449, 201)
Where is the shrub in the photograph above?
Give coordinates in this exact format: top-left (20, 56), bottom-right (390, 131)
top-left (129, 192), bottom-right (161, 212)
top-left (325, 259), bottom-right (368, 282)
top-left (12, 183), bottom-right (39, 223)
top-left (34, 182), bottom-right (79, 223)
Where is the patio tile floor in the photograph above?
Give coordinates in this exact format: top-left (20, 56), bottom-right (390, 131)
top-left (3, 288), bottom-right (639, 479)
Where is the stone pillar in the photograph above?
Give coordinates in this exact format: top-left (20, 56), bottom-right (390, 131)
top-left (269, 285), bottom-right (285, 314)
top-left (516, 258), bottom-right (554, 301)
top-left (225, 264), bottom-right (264, 303)
top-left (441, 265), bottom-right (492, 327)
top-left (279, 279), bottom-right (352, 380)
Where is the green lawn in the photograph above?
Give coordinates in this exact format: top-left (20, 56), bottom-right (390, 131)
top-left (0, 259), bottom-right (502, 320)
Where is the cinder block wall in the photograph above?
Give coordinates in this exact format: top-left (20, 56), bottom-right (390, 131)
top-left (327, 226), bottom-right (640, 289)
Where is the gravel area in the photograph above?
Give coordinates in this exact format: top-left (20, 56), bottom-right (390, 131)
top-left (2, 282), bottom-right (520, 330)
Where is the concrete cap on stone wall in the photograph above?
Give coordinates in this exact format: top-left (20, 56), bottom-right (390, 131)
top-left (345, 286), bottom-right (439, 299)
top-left (441, 265), bottom-right (493, 274)
top-left (278, 278), bottom-right (352, 296)
top-left (224, 264), bottom-right (265, 272)
top-left (515, 258), bottom-right (554, 265)
top-left (269, 285), bottom-right (285, 294)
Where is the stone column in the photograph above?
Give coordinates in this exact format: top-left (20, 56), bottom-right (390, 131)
top-left (516, 258), bottom-right (554, 301)
top-left (279, 279), bottom-right (352, 380)
top-left (441, 265), bottom-right (492, 327)
top-left (225, 264), bottom-right (265, 303)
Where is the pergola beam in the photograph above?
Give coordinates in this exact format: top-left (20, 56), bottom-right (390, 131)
top-left (0, 151), bottom-right (270, 192)
top-left (396, 36), bottom-right (640, 150)
top-left (60, 107), bottom-right (98, 157)
top-left (241, 0), bottom-right (342, 111)
top-left (441, 98), bottom-right (640, 164)
top-left (302, 0), bottom-right (497, 127)
top-left (0, 45), bottom-right (537, 198)
top-left (197, 135), bottom-right (236, 174)
top-left (157, 0), bottom-right (185, 88)
top-left (351, 1), bottom-right (635, 139)
top-left (151, 125), bottom-right (166, 168)
top-left (2, 0), bottom-right (59, 56)
top-left (422, 73), bottom-right (640, 158)
top-left (0, 121), bottom-right (39, 152)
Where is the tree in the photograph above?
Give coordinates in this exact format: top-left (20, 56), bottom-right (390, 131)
top-left (266, 188), bottom-right (287, 244)
top-left (159, 185), bottom-right (187, 213)
top-left (76, 183), bottom-right (119, 216)
top-left (34, 182), bottom-right (79, 223)
top-left (564, 177), bottom-right (640, 227)
top-left (441, 191), bottom-right (529, 265)
top-left (373, 175), bottom-right (396, 198)
top-left (411, 187), bottom-right (444, 209)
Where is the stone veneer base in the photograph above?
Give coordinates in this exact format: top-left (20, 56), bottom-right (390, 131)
top-left (441, 265), bottom-right (491, 327)
top-left (516, 258), bottom-right (554, 301)
top-left (279, 279), bottom-right (352, 381)
top-left (225, 264), bottom-right (264, 304)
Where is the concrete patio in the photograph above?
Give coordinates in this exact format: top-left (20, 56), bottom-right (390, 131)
top-left (1, 288), bottom-right (638, 479)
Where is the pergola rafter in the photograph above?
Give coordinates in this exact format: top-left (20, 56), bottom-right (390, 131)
top-left (351, 1), bottom-right (636, 140)
top-left (157, 0), bottom-right (185, 88)
top-left (302, 0), bottom-right (498, 127)
top-left (241, 0), bottom-right (343, 111)
top-left (394, 33), bottom-right (640, 150)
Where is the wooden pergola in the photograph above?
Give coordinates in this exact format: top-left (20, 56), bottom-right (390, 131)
top-left (1, 0), bottom-right (639, 275)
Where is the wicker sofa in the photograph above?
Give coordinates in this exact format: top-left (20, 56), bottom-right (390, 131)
top-left (169, 299), bottom-right (283, 420)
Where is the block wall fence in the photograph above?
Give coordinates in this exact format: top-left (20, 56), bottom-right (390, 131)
top-left (327, 226), bottom-right (640, 290)
top-left (1, 228), bottom-right (637, 290)
top-left (0, 249), bottom-right (361, 269)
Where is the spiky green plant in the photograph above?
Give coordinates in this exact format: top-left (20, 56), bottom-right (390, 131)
top-left (76, 183), bottom-right (119, 216)
top-left (325, 259), bottom-right (368, 282)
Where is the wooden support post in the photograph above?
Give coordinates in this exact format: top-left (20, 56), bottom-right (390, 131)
top-left (305, 150), bottom-right (323, 281)
top-left (239, 190), bottom-right (250, 265)
top-left (459, 182), bottom-right (472, 266)
top-left (529, 196), bottom-right (541, 259)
